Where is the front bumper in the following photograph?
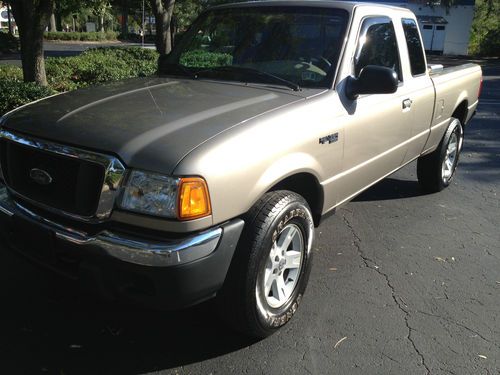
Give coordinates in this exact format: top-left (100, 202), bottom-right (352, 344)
top-left (0, 184), bottom-right (244, 309)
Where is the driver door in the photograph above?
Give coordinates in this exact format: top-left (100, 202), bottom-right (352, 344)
top-left (335, 14), bottom-right (412, 203)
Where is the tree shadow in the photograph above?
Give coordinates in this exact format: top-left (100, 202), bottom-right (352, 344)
top-left (0, 249), bottom-right (256, 374)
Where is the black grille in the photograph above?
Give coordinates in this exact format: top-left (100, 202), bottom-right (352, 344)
top-left (0, 140), bottom-right (105, 217)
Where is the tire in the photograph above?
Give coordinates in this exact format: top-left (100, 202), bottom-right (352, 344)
top-left (217, 190), bottom-right (315, 338)
top-left (417, 117), bottom-right (464, 193)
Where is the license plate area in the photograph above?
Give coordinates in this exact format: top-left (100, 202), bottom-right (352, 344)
top-left (12, 216), bottom-right (55, 262)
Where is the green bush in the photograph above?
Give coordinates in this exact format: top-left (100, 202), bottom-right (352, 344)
top-left (180, 50), bottom-right (233, 68)
top-left (0, 65), bottom-right (23, 82)
top-left (0, 80), bottom-right (56, 116)
top-left (44, 31), bottom-right (119, 42)
top-left (1, 46), bottom-right (159, 115)
top-left (45, 57), bottom-right (79, 91)
top-left (45, 47), bottom-right (159, 90)
top-left (84, 47), bottom-right (159, 77)
top-left (0, 32), bottom-right (19, 53)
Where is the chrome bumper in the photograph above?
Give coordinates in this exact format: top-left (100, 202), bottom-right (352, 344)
top-left (0, 185), bottom-right (223, 267)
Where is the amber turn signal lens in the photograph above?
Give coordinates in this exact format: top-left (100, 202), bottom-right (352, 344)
top-left (178, 177), bottom-right (211, 220)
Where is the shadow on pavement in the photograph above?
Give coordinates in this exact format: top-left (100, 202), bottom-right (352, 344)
top-left (0, 249), bottom-right (255, 374)
top-left (354, 177), bottom-right (425, 202)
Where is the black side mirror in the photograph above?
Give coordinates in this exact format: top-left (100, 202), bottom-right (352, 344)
top-left (345, 65), bottom-right (398, 100)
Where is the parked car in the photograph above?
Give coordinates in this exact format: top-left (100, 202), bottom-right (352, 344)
top-left (0, 1), bottom-right (482, 338)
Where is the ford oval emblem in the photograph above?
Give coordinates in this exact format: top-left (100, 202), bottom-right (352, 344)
top-left (29, 168), bottom-right (53, 185)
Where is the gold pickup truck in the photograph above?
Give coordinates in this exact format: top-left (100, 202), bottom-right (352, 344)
top-left (0, 1), bottom-right (482, 337)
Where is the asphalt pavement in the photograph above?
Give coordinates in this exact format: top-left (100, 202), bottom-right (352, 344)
top-left (0, 61), bottom-right (498, 374)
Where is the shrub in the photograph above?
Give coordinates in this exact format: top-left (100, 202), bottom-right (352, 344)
top-left (44, 31), bottom-right (119, 42)
top-left (90, 47), bottom-right (159, 77)
top-left (0, 80), bottom-right (56, 116)
top-left (0, 65), bottom-right (23, 82)
top-left (180, 50), bottom-right (233, 68)
top-left (1, 46), bottom-right (159, 115)
top-left (0, 32), bottom-right (19, 53)
top-left (45, 47), bottom-right (159, 90)
top-left (45, 57), bottom-right (79, 91)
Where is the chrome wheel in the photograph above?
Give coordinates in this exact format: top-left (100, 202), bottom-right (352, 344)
top-left (442, 131), bottom-right (459, 182)
top-left (261, 224), bottom-right (304, 309)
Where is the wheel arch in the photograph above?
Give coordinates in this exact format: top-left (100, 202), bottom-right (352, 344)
top-left (452, 100), bottom-right (469, 126)
top-left (267, 172), bottom-right (324, 227)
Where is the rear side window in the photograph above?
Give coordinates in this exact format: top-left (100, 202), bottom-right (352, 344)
top-left (402, 18), bottom-right (427, 76)
top-left (354, 17), bottom-right (402, 81)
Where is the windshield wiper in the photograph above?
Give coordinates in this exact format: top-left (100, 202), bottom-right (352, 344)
top-left (195, 66), bottom-right (301, 91)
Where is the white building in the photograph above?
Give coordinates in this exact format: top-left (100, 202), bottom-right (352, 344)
top-left (360, 0), bottom-right (476, 55)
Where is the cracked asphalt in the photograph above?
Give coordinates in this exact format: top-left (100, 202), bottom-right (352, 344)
top-left (0, 60), bottom-right (498, 374)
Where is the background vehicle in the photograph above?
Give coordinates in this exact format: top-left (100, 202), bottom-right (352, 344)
top-left (0, 1), bottom-right (481, 338)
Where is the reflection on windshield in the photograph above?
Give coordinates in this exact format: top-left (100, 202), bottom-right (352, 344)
top-left (163, 6), bottom-right (348, 89)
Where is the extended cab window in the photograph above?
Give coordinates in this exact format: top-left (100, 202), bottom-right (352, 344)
top-left (402, 18), bottom-right (427, 76)
top-left (354, 17), bottom-right (402, 81)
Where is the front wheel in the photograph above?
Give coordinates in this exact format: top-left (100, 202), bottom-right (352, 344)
top-left (217, 191), bottom-right (314, 338)
top-left (417, 117), bottom-right (464, 193)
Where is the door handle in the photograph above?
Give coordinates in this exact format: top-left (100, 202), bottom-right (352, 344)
top-left (402, 99), bottom-right (413, 110)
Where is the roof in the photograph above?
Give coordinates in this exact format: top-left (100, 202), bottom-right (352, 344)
top-left (211, 0), bottom-right (410, 13)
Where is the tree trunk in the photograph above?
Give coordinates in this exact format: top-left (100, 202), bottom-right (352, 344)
top-left (100, 15), bottom-right (105, 32)
top-left (151, 0), bottom-right (176, 55)
top-left (121, 0), bottom-right (129, 36)
top-left (49, 13), bottom-right (56, 32)
top-left (10, 0), bottom-right (53, 86)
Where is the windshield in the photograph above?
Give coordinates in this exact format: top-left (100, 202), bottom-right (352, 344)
top-left (162, 6), bottom-right (349, 89)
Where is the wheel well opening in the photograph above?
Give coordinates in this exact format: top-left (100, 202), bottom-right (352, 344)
top-left (452, 100), bottom-right (468, 125)
top-left (269, 173), bottom-right (324, 227)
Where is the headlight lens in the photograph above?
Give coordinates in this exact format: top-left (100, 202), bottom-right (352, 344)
top-left (119, 171), bottom-right (180, 218)
top-left (118, 170), bottom-right (211, 220)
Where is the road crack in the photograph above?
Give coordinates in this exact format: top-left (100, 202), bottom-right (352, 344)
top-left (342, 212), bottom-right (431, 375)
top-left (416, 310), bottom-right (500, 350)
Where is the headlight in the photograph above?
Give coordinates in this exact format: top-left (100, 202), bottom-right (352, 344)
top-left (118, 170), bottom-right (211, 220)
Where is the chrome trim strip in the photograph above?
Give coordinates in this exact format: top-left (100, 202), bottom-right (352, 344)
top-left (0, 184), bottom-right (223, 267)
top-left (0, 129), bottom-right (126, 222)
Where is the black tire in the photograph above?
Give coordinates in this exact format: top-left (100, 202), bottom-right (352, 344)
top-left (217, 191), bottom-right (315, 338)
top-left (417, 117), bottom-right (464, 193)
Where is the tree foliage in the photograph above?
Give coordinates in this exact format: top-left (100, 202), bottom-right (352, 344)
top-left (469, 0), bottom-right (500, 56)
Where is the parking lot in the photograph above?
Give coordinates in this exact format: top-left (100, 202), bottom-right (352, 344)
top-left (0, 60), bottom-right (498, 374)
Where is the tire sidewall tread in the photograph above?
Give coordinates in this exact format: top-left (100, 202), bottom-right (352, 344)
top-left (217, 190), bottom-right (314, 338)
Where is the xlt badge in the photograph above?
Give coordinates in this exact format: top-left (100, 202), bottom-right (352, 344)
top-left (319, 133), bottom-right (339, 145)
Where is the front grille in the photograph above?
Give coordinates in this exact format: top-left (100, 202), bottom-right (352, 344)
top-left (0, 140), bottom-right (105, 217)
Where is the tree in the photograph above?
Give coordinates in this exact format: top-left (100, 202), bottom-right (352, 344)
top-left (469, 0), bottom-right (500, 56)
top-left (150, 0), bottom-right (176, 54)
top-left (86, 0), bottom-right (112, 32)
top-left (54, 0), bottom-right (85, 31)
top-left (9, 0), bottom-right (54, 86)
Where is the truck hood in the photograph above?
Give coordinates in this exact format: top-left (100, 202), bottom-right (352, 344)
top-left (2, 77), bottom-right (305, 173)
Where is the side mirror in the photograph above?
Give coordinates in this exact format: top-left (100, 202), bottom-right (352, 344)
top-left (345, 65), bottom-right (398, 100)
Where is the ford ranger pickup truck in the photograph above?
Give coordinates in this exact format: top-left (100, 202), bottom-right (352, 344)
top-left (0, 1), bottom-right (482, 337)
